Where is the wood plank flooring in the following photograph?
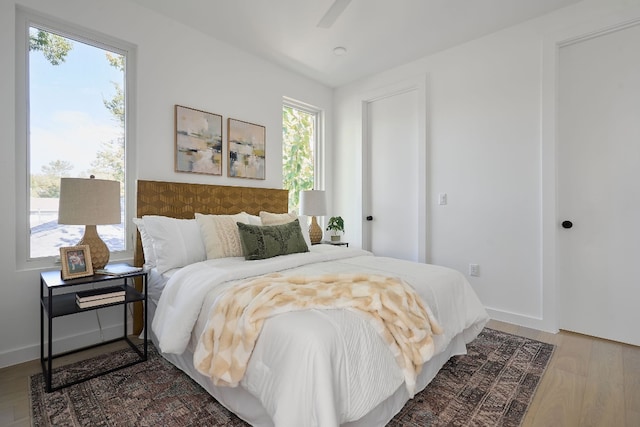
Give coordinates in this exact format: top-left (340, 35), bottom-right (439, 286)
top-left (490, 320), bottom-right (640, 427)
top-left (1, 322), bottom-right (638, 426)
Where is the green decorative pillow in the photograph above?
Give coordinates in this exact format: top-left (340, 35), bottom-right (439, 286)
top-left (237, 219), bottom-right (309, 260)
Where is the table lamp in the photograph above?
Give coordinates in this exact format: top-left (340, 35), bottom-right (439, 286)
top-left (300, 190), bottom-right (326, 244)
top-left (58, 176), bottom-right (121, 270)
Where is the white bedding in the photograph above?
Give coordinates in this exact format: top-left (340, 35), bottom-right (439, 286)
top-left (151, 245), bottom-right (488, 426)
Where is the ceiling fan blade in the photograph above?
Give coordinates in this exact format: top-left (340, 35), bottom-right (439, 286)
top-left (317, 0), bottom-right (353, 28)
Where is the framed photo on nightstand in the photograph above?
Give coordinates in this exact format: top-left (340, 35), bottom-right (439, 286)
top-left (60, 245), bottom-right (94, 280)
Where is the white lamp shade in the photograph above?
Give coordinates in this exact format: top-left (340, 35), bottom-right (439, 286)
top-left (58, 177), bottom-right (121, 225)
top-left (300, 190), bottom-right (326, 216)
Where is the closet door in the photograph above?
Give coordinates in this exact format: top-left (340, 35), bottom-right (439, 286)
top-left (364, 88), bottom-right (420, 261)
top-left (557, 23), bottom-right (640, 345)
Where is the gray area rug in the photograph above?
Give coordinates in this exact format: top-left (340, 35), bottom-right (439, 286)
top-left (30, 328), bottom-right (554, 426)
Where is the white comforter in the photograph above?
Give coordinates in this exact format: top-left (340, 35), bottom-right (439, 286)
top-left (152, 246), bottom-right (488, 426)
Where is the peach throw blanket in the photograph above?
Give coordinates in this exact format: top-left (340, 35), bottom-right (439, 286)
top-left (193, 273), bottom-right (443, 395)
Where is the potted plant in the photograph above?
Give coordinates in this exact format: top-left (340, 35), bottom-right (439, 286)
top-left (326, 216), bottom-right (345, 242)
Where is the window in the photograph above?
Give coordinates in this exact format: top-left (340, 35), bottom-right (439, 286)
top-left (282, 99), bottom-right (323, 211)
top-left (16, 9), bottom-right (136, 265)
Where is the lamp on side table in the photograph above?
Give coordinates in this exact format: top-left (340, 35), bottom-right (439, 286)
top-left (58, 176), bottom-right (121, 270)
top-left (300, 190), bottom-right (326, 245)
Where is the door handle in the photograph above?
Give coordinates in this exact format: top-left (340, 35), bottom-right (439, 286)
top-left (561, 220), bottom-right (573, 229)
top-left (366, 216), bottom-right (373, 221)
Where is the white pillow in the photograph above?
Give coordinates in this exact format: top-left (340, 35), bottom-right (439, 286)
top-left (260, 211), bottom-right (312, 249)
top-left (247, 214), bottom-right (262, 225)
top-left (297, 215), bottom-right (312, 249)
top-left (141, 215), bottom-right (206, 274)
top-left (132, 217), bottom-right (157, 268)
top-left (195, 212), bottom-right (251, 259)
top-left (259, 211), bottom-right (297, 225)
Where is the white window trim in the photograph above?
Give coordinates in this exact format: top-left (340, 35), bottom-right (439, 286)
top-left (15, 7), bottom-right (137, 270)
top-left (283, 97), bottom-right (325, 191)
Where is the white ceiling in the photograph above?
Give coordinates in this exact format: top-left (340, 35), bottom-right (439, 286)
top-left (129, 0), bottom-right (581, 87)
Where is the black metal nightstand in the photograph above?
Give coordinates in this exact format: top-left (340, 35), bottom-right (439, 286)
top-left (40, 263), bottom-right (148, 392)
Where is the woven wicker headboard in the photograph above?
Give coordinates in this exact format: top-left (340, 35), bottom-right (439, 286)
top-left (133, 180), bottom-right (289, 332)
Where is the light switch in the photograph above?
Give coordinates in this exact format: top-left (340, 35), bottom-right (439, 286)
top-left (469, 264), bottom-right (479, 277)
top-left (438, 193), bottom-right (447, 205)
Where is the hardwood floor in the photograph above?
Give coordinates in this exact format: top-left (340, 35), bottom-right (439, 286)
top-left (1, 323), bottom-right (638, 426)
top-left (487, 320), bottom-right (640, 427)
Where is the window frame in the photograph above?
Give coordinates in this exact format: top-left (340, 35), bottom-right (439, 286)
top-left (282, 97), bottom-right (325, 197)
top-left (15, 7), bottom-right (137, 269)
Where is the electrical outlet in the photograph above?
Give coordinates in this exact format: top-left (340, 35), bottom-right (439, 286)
top-left (469, 264), bottom-right (479, 277)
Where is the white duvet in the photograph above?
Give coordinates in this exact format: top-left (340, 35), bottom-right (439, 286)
top-left (152, 246), bottom-right (488, 426)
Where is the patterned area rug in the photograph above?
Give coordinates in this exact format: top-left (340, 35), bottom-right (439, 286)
top-left (30, 328), bottom-right (554, 426)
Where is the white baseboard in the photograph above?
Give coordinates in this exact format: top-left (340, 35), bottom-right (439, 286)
top-left (0, 322), bottom-right (128, 369)
top-left (486, 307), bottom-right (559, 335)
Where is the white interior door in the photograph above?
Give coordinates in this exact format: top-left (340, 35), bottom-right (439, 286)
top-left (364, 88), bottom-right (420, 261)
top-left (557, 23), bottom-right (640, 346)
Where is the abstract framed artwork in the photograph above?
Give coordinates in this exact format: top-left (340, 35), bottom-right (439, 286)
top-left (60, 245), bottom-right (93, 280)
top-left (175, 105), bottom-right (223, 175)
top-left (227, 118), bottom-right (266, 180)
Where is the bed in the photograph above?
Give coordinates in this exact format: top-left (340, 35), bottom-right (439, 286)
top-left (133, 180), bottom-right (489, 427)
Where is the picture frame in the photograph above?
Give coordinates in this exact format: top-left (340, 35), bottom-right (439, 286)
top-left (227, 118), bottom-right (266, 180)
top-left (175, 105), bottom-right (223, 175)
top-left (60, 245), bottom-right (94, 280)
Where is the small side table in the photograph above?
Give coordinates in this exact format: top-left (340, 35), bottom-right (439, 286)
top-left (40, 263), bottom-right (148, 392)
top-left (320, 240), bottom-right (349, 247)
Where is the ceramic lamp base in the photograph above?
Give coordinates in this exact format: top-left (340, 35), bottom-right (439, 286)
top-left (78, 225), bottom-right (110, 270)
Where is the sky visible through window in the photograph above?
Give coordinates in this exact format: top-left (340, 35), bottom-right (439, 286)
top-left (29, 33), bottom-right (122, 175)
top-left (29, 28), bottom-right (125, 258)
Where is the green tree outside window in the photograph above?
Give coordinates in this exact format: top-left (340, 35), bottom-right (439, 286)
top-left (282, 105), bottom-right (315, 211)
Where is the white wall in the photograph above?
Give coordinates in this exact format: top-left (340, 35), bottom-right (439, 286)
top-left (0, 0), bottom-right (332, 367)
top-left (333, 0), bottom-right (640, 332)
